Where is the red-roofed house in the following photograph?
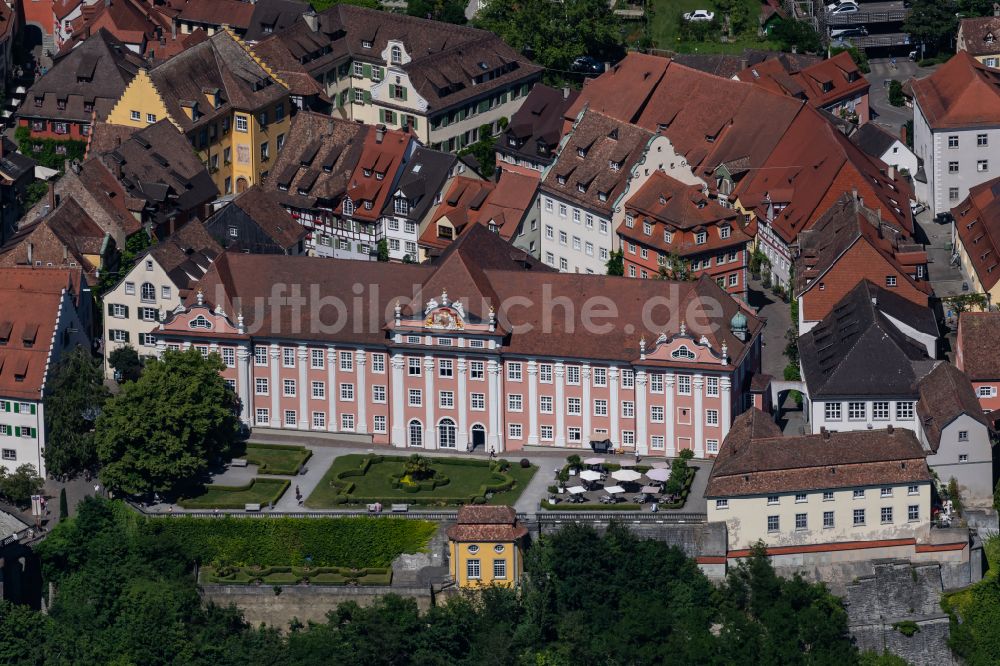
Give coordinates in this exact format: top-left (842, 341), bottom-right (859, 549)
top-left (951, 175), bottom-right (1000, 307)
top-left (911, 52), bottom-right (1000, 214)
top-left (956, 312), bottom-right (1000, 413)
top-left (0, 267), bottom-right (91, 476)
top-left (618, 171), bottom-right (750, 299)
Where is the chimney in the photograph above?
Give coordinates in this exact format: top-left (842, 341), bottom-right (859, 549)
top-left (887, 164), bottom-right (895, 181)
top-left (376, 124), bottom-right (386, 143)
top-left (900, 124), bottom-right (908, 145)
top-left (47, 181), bottom-right (55, 212)
top-left (563, 86), bottom-right (570, 99)
top-left (27, 242), bottom-right (32, 265)
top-left (171, 20), bottom-right (177, 39)
top-left (887, 424), bottom-right (894, 434)
top-left (303, 9), bottom-right (319, 32)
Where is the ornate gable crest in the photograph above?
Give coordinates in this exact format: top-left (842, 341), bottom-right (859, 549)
top-left (423, 289), bottom-right (465, 330)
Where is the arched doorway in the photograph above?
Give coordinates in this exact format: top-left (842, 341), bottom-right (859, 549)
top-left (471, 424), bottom-right (486, 450)
top-left (438, 418), bottom-right (456, 449)
top-left (408, 419), bottom-right (423, 447)
top-left (236, 177), bottom-right (249, 193)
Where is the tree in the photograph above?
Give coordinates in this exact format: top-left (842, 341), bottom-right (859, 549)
top-left (0, 465), bottom-right (44, 507)
top-left (97, 231), bottom-right (153, 296)
top-left (664, 455), bottom-right (689, 494)
top-left (888, 80), bottom-right (904, 107)
top-left (44, 347), bottom-right (108, 478)
top-left (95, 348), bottom-right (240, 497)
top-left (406, 0), bottom-right (467, 24)
top-left (403, 454), bottom-right (433, 481)
top-left (902, 0), bottom-right (958, 54)
top-left (109, 345), bottom-right (143, 383)
top-left (475, 0), bottom-right (624, 75)
top-left (59, 487), bottom-right (68, 521)
top-left (605, 248), bottom-right (624, 276)
top-left (375, 238), bottom-right (390, 262)
top-left (457, 124), bottom-right (498, 177)
top-left (656, 252), bottom-right (694, 281)
top-left (0, 600), bottom-right (51, 665)
top-left (771, 18), bottom-right (822, 54)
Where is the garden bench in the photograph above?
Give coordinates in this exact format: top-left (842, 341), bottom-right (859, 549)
top-left (391, 503), bottom-right (409, 513)
top-left (231, 459), bottom-right (248, 467)
top-left (244, 503), bottom-right (261, 511)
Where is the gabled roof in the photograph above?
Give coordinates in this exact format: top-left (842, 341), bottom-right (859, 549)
top-left (916, 362), bottom-right (991, 451)
top-left (958, 16), bottom-right (1000, 57)
top-left (245, 0), bottom-right (309, 42)
top-left (265, 111), bottom-right (365, 210)
top-left (540, 109), bottom-right (653, 215)
top-left (344, 128), bottom-right (412, 223)
top-left (100, 120), bottom-right (218, 225)
top-left (952, 175), bottom-right (1000, 290)
top-left (706, 409), bottom-right (931, 498)
top-left (0, 268), bottom-right (84, 400)
top-left (20, 29), bottom-right (146, 124)
top-left (911, 51), bottom-right (1000, 130)
top-left (392, 147), bottom-right (464, 221)
top-left (0, 198), bottom-right (108, 274)
top-left (850, 122), bottom-right (901, 160)
top-left (737, 51), bottom-right (869, 110)
top-left (799, 281), bottom-right (937, 398)
top-left (148, 30), bottom-right (288, 133)
top-left (226, 185), bottom-right (306, 250)
top-left (957, 312), bottom-right (1000, 381)
top-left (447, 505), bottom-right (527, 542)
top-left (170, 0), bottom-right (255, 30)
top-left (146, 221), bottom-right (221, 293)
top-left (501, 84), bottom-right (579, 163)
top-left (794, 193), bottom-right (930, 299)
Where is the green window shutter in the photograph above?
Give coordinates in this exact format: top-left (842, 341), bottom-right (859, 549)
top-left (362, 63), bottom-right (372, 78)
top-left (31, 428), bottom-right (36, 438)
top-left (379, 108), bottom-right (385, 123)
top-left (376, 67), bottom-right (384, 79)
top-left (14, 427), bottom-right (19, 437)
top-left (13, 403), bottom-right (18, 414)
top-left (363, 91), bottom-right (371, 105)
top-left (30, 404), bottom-right (36, 415)
top-left (124, 306), bottom-right (129, 318)
top-left (400, 87), bottom-right (407, 101)
top-left (478, 100), bottom-right (489, 113)
top-left (410, 116), bottom-right (418, 130)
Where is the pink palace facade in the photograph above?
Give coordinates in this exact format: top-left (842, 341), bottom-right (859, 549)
top-left (153, 227), bottom-right (763, 457)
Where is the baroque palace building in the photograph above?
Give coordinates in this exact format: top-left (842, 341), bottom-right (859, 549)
top-left (152, 226), bottom-right (762, 457)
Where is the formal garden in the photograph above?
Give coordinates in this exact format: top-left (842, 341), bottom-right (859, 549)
top-left (541, 451), bottom-right (697, 511)
top-left (306, 454), bottom-right (537, 508)
top-left (241, 443), bottom-right (311, 475)
top-left (177, 478), bottom-right (289, 509)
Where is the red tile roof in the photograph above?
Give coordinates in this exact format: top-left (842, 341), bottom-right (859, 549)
top-left (736, 51), bottom-right (869, 110)
top-left (707, 408), bottom-right (932, 497)
top-left (910, 52), bottom-right (1000, 129)
top-left (446, 505), bottom-right (527, 542)
top-left (958, 16), bottom-right (1000, 57)
top-left (344, 128), bottom-right (413, 223)
top-left (952, 175), bottom-right (1000, 291)
top-left (0, 268), bottom-right (83, 400)
top-left (957, 312), bottom-right (1000, 381)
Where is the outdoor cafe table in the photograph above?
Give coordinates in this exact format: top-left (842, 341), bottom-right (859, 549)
top-left (583, 457), bottom-right (605, 466)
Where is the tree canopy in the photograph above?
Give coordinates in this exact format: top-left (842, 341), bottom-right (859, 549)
top-left (95, 348), bottom-right (240, 497)
top-left (902, 0), bottom-right (958, 54)
top-left (44, 347), bottom-right (108, 478)
top-left (108, 345), bottom-right (143, 383)
top-left (771, 18), bottom-right (822, 54)
top-left (474, 0), bottom-right (624, 74)
top-left (406, 0), bottom-right (467, 24)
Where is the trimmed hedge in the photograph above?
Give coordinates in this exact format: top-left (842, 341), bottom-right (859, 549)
top-left (178, 478), bottom-right (289, 509)
top-left (244, 443), bottom-right (312, 475)
top-left (140, 515), bottom-right (437, 568)
top-left (203, 564), bottom-right (392, 586)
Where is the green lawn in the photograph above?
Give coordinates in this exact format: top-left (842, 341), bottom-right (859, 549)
top-left (178, 478), bottom-right (289, 509)
top-left (647, 0), bottom-right (779, 53)
top-left (244, 443), bottom-right (311, 475)
top-left (306, 454), bottom-right (537, 508)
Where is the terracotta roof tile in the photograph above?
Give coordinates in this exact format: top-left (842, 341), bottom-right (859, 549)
top-left (916, 362), bottom-right (990, 451)
top-left (957, 312), bottom-right (1000, 380)
top-left (910, 52), bottom-right (1000, 129)
top-left (952, 176), bottom-right (1000, 291)
top-left (958, 16), bottom-right (1000, 57)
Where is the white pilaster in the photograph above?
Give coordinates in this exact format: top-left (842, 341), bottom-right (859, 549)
top-left (609, 367), bottom-right (620, 445)
top-left (720, 376), bottom-right (732, 446)
top-left (424, 356), bottom-right (435, 448)
top-left (665, 372), bottom-right (676, 457)
top-left (298, 346), bottom-right (308, 430)
top-left (487, 359), bottom-right (502, 452)
top-left (635, 370), bottom-right (648, 455)
top-left (326, 347), bottom-right (337, 432)
top-left (457, 359), bottom-right (469, 451)
top-left (390, 353), bottom-right (405, 446)
top-left (355, 349), bottom-right (368, 434)
top-left (269, 343), bottom-right (279, 427)
top-left (554, 362), bottom-right (566, 447)
top-left (582, 364), bottom-right (592, 448)
top-left (237, 344), bottom-right (251, 426)
top-left (694, 374), bottom-right (705, 458)
top-left (527, 360), bottom-right (539, 445)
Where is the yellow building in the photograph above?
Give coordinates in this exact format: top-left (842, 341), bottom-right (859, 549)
top-left (447, 505), bottom-right (527, 588)
top-left (107, 30), bottom-right (290, 196)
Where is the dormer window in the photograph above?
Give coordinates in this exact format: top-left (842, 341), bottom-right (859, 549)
top-left (376, 171), bottom-right (384, 181)
top-left (671, 345), bottom-right (696, 360)
top-left (577, 183), bottom-right (586, 193)
top-left (609, 160), bottom-right (621, 172)
top-left (577, 147), bottom-right (587, 158)
top-left (988, 33), bottom-right (995, 44)
top-left (822, 81), bottom-right (833, 93)
top-left (364, 200), bottom-right (373, 210)
top-left (625, 213), bottom-right (634, 228)
top-left (343, 198), bottom-right (355, 215)
top-left (720, 225), bottom-right (731, 239)
top-left (664, 230), bottom-right (673, 243)
top-left (391, 45), bottom-right (402, 64)
top-left (57, 98), bottom-right (66, 110)
top-left (598, 191), bottom-right (608, 202)
top-left (695, 231), bottom-right (707, 244)
top-left (362, 40), bottom-right (373, 48)
top-left (34, 96), bottom-right (42, 107)
top-left (363, 169), bottom-right (372, 177)
top-left (643, 221), bottom-right (652, 235)
top-left (557, 175), bottom-right (566, 185)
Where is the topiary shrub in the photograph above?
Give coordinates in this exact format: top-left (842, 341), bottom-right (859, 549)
top-left (471, 495), bottom-right (487, 504)
top-left (520, 458), bottom-right (531, 468)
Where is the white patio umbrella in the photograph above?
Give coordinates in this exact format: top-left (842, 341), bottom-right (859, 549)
top-left (640, 485), bottom-right (660, 494)
top-left (650, 461), bottom-right (669, 469)
top-left (567, 486), bottom-right (587, 495)
top-left (579, 470), bottom-right (602, 482)
top-left (583, 457), bottom-right (605, 465)
top-left (604, 485), bottom-right (625, 495)
top-left (611, 469), bottom-right (642, 483)
top-left (646, 468), bottom-right (670, 482)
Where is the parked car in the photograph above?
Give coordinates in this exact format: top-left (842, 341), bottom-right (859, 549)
top-left (828, 1), bottom-right (859, 13)
top-left (683, 9), bottom-right (715, 21)
top-left (830, 26), bottom-right (868, 38)
top-left (571, 55), bottom-right (604, 75)
top-left (910, 201), bottom-right (926, 217)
